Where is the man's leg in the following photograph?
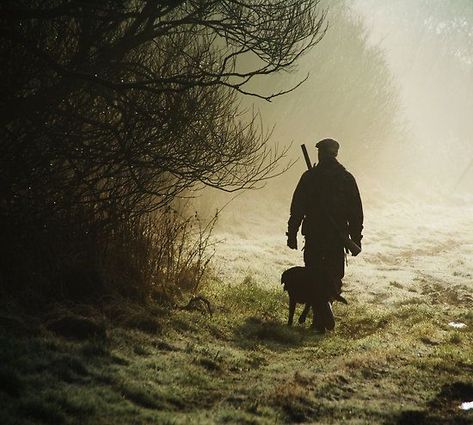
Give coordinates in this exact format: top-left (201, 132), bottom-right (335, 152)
top-left (303, 243), bottom-right (326, 332)
top-left (319, 247), bottom-right (345, 330)
top-left (304, 243), bottom-right (345, 332)
top-left (326, 247), bottom-right (345, 298)
top-left (319, 299), bottom-right (335, 330)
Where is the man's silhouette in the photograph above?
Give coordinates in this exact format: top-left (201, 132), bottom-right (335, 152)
top-left (286, 138), bottom-right (363, 333)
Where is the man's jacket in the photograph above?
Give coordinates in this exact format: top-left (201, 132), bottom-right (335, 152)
top-left (288, 157), bottom-right (363, 248)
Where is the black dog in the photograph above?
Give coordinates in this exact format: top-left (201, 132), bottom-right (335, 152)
top-left (281, 266), bottom-right (347, 327)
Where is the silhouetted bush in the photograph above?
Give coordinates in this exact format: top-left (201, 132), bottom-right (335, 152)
top-left (0, 1), bottom-right (326, 301)
top-left (0, 204), bottom-right (216, 303)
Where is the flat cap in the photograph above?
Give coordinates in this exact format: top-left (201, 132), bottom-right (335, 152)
top-left (316, 138), bottom-right (340, 153)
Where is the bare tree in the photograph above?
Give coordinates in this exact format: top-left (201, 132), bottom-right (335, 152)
top-left (1, 0), bottom-right (326, 225)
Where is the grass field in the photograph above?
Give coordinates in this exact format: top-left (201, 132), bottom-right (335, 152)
top-left (1, 199), bottom-right (472, 424)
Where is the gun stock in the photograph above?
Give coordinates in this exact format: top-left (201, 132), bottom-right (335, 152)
top-left (344, 236), bottom-right (361, 256)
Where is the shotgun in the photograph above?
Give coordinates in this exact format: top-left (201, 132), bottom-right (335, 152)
top-left (300, 144), bottom-right (361, 256)
top-left (301, 144), bottom-right (312, 169)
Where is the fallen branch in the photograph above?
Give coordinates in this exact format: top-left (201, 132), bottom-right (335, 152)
top-left (178, 295), bottom-right (213, 316)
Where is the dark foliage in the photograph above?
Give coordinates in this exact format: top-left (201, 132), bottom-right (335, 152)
top-left (0, 0), bottom-right (326, 298)
top-left (1, 0), bottom-right (325, 222)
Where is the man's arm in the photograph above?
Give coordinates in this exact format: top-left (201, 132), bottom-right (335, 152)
top-left (287, 174), bottom-right (308, 249)
top-left (346, 174), bottom-right (364, 248)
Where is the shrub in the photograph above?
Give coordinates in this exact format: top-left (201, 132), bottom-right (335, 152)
top-left (0, 205), bottom-right (217, 305)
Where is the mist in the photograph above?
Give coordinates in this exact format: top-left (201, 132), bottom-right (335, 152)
top-left (204, 0), bottom-right (473, 215)
top-left (203, 0), bottom-right (473, 289)
top-left (354, 0), bottom-right (473, 193)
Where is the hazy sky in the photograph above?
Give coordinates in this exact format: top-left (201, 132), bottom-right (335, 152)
top-left (207, 1), bottom-right (473, 220)
top-left (353, 0), bottom-right (473, 192)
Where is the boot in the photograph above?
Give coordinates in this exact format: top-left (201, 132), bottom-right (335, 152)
top-left (323, 302), bottom-right (335, 331)
top-left (314, 300), bottom-right (335, 331)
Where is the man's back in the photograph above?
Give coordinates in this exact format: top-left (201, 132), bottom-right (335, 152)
top-left (288, 156), bottom-right (363, 249)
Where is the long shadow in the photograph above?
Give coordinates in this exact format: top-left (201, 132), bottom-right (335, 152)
top-left (0, 313), bottom-right (181, 425)
top-left (388, 381), bottom-right (473, 425)
top-left (233, 316), bottom-right (319, 351)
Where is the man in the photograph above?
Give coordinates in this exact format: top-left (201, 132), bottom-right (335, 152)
top-left (286, 138), bottom-right (363, 333)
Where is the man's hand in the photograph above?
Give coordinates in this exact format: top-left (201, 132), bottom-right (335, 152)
top-left (286, 232), bottom-right (297, 250)
top-left (352, 238), bottom-right (362, 256)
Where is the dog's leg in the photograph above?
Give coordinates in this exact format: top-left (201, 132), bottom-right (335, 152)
top-left (288, 297), bottom-right (296, 326)
top-left (298, 304), bottom-right (311, 324)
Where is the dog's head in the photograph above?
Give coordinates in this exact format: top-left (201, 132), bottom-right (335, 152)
top-left (281, 266), bottom-right (307, 291)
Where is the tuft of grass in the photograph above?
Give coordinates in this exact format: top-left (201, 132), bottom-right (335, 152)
top-left (123, 315), bottom-right (162, 334)
top-left (133, 344), bottom-right (150, 356)
top-left (50, 355), bottom-right (89, 383)
top-left (218, 407), bottom-right (270, 425)
top-left (54, 389), bottom-right (99, 418)
top-left (390, 281), bottom-right (404, 289)
top-left (47, 315), bottom-right (106, 340)
top-left (80, 340), bottom-right (110, 358)
top-left (449, 333), bottom-right (462, 344)
top-left (216, 277), bottom-right (285, 319)
top-left (336, 304), bottom-right (392, 339)
top-left (198, 356), bottom-right (222, 372)
top-left (109, 302), bottom-right (164, 335)
top-left (237, 317), bottom-right (304, 347)
top-left (271, 381), bottom-right (319, 423)
top-left (0, 367), bottom-right (23, 398)
top-left (119, 381), bottom-right (165, 410)
top-left (19, 397), bottom-right (66, 424)
top-left (155, 339), bottom-right (178, 351)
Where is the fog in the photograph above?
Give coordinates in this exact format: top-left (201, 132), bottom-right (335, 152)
top-left (199, 0), bottom-right (473, 217)
top-left (354, 0), bottom-right (473, 193)
top-left (203, 0), bottom-right (472, 204)
top-left (263, 0), bottom-right (473, 197)
top-left (198, 1), bottom-right (473, 292)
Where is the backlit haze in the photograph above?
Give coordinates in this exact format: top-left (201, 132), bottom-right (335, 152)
top-left (198, 0), bottom-right (473, 297)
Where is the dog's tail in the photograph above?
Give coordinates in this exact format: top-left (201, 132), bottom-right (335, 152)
top-left (280, 271), bottom-right (287, 291)
top-left (333, 294), bottom-right (348, 304)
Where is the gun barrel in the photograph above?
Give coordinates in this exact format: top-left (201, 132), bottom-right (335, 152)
top-left (301, 144), bottom-right (312, 169)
